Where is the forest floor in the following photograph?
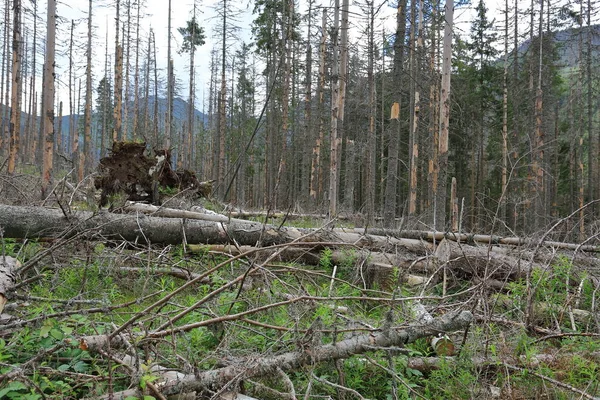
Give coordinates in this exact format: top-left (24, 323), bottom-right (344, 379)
top-left (0, 171), bottom-right (599, 400)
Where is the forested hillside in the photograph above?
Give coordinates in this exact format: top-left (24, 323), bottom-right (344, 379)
top-left (0, 0), bottom-right (599, 398)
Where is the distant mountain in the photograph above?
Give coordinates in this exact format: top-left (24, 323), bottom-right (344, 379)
top-left (57, 96), bottom-right (208, 139)
top-left (517, 24), bottom-right (600, 68)
top-left (147, 96), bottom-right (208, 124)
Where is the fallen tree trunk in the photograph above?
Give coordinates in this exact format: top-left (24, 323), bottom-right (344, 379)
top-left (357, 228), bottom-right (600, 252)
top-left (0, 204), bottom-right (304, 246)
top-left (0, 205), bottom-right (427, 252)
top-left (91, 310), bottom-right (473, 399)
top-left (0, 205), bottom-right (593, 283)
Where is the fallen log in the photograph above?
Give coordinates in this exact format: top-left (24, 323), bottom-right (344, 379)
top-left (0, 204), bottom-right (304, 246)
top-left (91, 310), bottom-right (473, 399)
top-left (196, 244), bottom-right (432, 288)
top-left (0, 205), bottom-right (587, 286)
top-left (357, 229), bottom-right (600, 252)
top-left (0, 205), bottom-right (427, 253)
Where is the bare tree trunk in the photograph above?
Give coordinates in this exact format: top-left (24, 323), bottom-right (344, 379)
top-left (82, 0), bottom-right (93, 179)
top-left (69, 20), bottom-right (78, 170)
top-left (585, 0), bottom-right (597, 224)
top-left (27, 0), bottom-right (38, 163)
top-left (500, 0), bottom-right (509, 225)
top-left (0, 0), bottom-right (7, 156)
top-left (41, 0), bottom-right (56, 198)
top-left (328, 0), bottom-right (341, 219)
top-left (365, 1), bottom-right (376, 225)
top-left (383, 0), bottom-right (407, 228)
top-left (143, 30), bottom-right (151, 144)
top-left (113, 0), bottom-right (123, 142)
top-left (123, 0), bottom-right (131, 141)
top-left (100, 23), bottom-right (110, 158)
top-left (218, 0), bottom-right (228, 199)
top-left (338, 0), bottom-right (350, 213)
top-left (7, 0), bottom-right (22, 174)
top-left (56, 101), bottom-right (62, 156)
top-left (310, 9), bottom-right (327, 205)
top-left (152, 30), bottom-right (159, 145)
top-left (132, 0), bottom-right (141, 140)
top-left (165, 0), bottom-right (173, 149)
top-left (301, 0), bottom-right (313, 206)
top-left (274, 0), bottom-right (294, 208)
top-left (409, 0), bottom-right (423, 217)
top-left (187, 5), bottom-right (197, 170)
top-left (2, 1), bottom-right (11, 160)
top-left (533, 0), bottom-right (544, 230)
top-left (1, 1), bottom-right (10, 158)
top-left (434, 0), bottom-right (453, 230)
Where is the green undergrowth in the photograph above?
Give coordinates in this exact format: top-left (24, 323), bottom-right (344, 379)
top-left (1, 239), bottom-right (599, 399)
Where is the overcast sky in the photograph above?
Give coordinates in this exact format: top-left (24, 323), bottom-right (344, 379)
top-left (33, 0), bottom-right (503, 114)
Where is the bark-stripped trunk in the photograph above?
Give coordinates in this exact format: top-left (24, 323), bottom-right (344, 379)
top-left (274, 0), bottom-right (294, 208)
top-left (82, 0), bottom-right (93, 179)
top-left (500, 0), bottom-right (509, 225)
top-left (144, 31), bottom-right (151, 144)
top-left (69, 21), bottom-right (78, 168)
top-left (2, 2), bottom-right (10, 160)
top-left (585, 0), bottom-right (597, 224)
top-left (218, 0), bottom-right (228, 199)
top-left (338, 0), bottom-right (350, 212)
top-left (27, 0), bottom-right (38, 162)
top-left (383, 0), bottom-right (407, 227)
top-left (434, 0), bottom-right (453, 230)
top-left (165, 0), bottom-right (173, 149)
top-left (132, 0), bottom-right (141, 140)
top-left (0, 0), bottom-right (7, 156)
top-left (152, 30), bottom-right (159, 145)
top-left (301, 1), bottom-right (313, 206)
top-left (409, 0), bottom-right (423, 217)
top-left (329, 0), bottom-right (341, 219)
top-left (309, 9), bottom-right (327, 204)
top-left (533, 0), bottom-right (544, 230)
top-left (7, 0), bottom-right (22, 174)
top-left (365, 2), bottom-right (376, 225)
top-left (113, 0), bottom-right (123, 142)
top-left (123, 0), bottom-right (131, 141)
top-left (41, 0), bottom-right (56, 198)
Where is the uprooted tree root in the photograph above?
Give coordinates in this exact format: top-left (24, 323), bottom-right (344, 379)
top-left (94, 141), bottom-right (213, 207)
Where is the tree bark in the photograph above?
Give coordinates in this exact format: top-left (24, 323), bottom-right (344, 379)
top-left (7, 0), bottom-right (21, 174)
top-left (329, 0), bottom-right (341, 219)
top-left (434, 0), bottom-right (454, 230)
top-left (309, 9), bottom-right (327, 204)
top-left (383, 0), bottom-right (407, 228)
top-left (113, 0), bottom-right (123, 142)
top-left (89, 310), bottom-right (473, 398)
top-left (82, 0), bottom-right (93, 179)
top-left (41, 0), bottom-right (56, 199)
